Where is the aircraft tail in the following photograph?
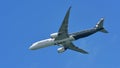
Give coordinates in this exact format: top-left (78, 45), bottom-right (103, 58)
top-left (95, 18), bottom-right (108, 33)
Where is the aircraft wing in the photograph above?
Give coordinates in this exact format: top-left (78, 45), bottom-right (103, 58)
top-left (62, 41), bottom-right (88, 54)
top-left (55, 7), bottom-right (71, 40)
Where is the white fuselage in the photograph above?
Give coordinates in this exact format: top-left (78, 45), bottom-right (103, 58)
top-left (29, 36), bottom-right (75, 50)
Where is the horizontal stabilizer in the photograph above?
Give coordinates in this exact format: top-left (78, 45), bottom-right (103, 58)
top-left (100, 29), bottom-right (108, 33)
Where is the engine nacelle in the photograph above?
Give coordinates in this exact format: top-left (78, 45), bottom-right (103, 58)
top-left (57, 47), bottom-right (66, 53)
top-left (50, 32), bottom-right (58, 38)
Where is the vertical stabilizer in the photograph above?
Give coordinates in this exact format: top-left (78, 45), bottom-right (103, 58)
top-left (95, 18), bottom-right (108, 33)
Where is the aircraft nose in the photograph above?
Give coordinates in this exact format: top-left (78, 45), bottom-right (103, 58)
top-left (29, 42), bottom-right (40, 50)
top-left (29, 46), bottom-right (35, 50)
top-left (29, 44), bottom-right (37, 50)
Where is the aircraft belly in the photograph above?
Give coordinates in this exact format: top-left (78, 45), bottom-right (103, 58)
top-left (54, 36), bottom-right (75, 45)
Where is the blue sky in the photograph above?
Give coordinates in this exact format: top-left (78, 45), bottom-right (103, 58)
top-left (0, 0), bottom-right (120, 68)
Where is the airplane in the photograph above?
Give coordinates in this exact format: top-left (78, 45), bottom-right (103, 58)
top-left (29, 7), bottom-right (108, 54)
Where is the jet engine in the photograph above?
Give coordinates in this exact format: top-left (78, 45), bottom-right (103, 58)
top-left (50, 32), bottom-right (58, 38)
top-left (57, 47), bottom-right (66, 53)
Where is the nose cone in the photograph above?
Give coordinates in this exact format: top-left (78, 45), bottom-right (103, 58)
top-left (29, 43), bottom-right (38, 50)
top-left (29, 46), bottom-right (35, 50)
top-left (29, 42), bottom-right (40, 50)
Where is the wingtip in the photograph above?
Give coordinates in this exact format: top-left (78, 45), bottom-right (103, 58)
top-left (68, 6), bottom-right (72, 11)
top-left (83, 52), bottom-right (89, 54)
top-left (85, 52), bottom-right (89, 54)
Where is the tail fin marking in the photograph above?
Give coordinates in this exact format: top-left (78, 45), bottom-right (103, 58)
top-left (95, 18), bottom-right (108, 33)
